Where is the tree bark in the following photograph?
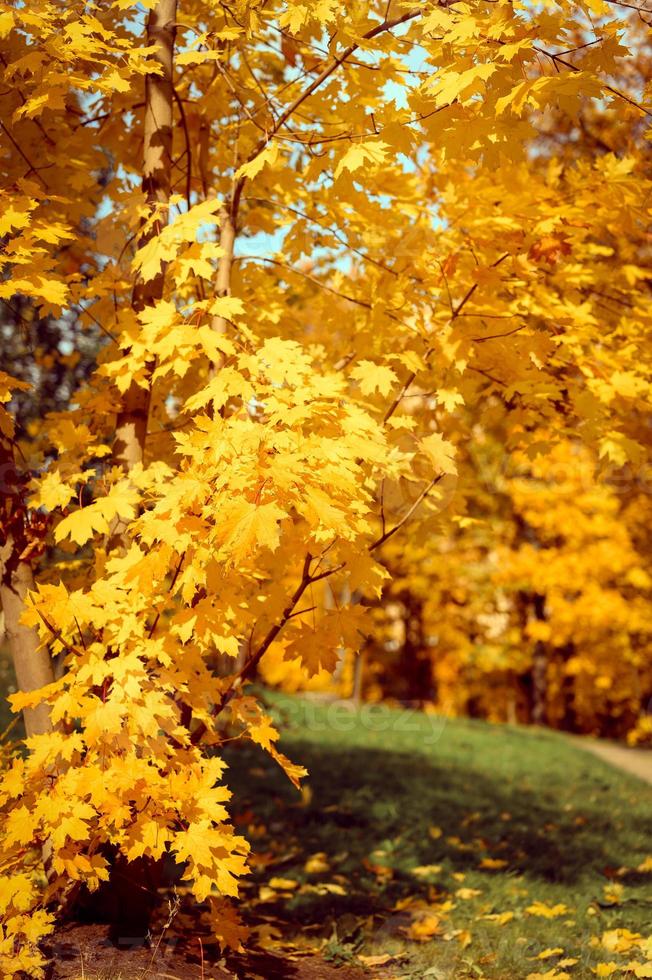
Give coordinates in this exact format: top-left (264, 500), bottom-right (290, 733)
top-left (211, 205), bottom-right (236, 346)
top-left (530, 592), bottom-right (548, 726)
top-left (352, 647), bottom-right (366, 704)
top-left (0, 433), bottom-right (54, 737)
top-left (398, 592), bottom-right (433, 704)
top-left (113, 0), bottom-right (177, 476)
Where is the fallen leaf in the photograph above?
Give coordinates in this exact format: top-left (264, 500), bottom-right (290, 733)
top-left (526, 901), bottom-right (569, 919)
top-left (304, 852), bottom-right (330, 874)
top-left (629, 965), bottom-right (652, 979)
top-left (411, 864), bottom-right (443, 878)
top-left (483, 911), bottom-right (515, 925)
top-left (358, 953), bottom-right (399, 967)
top-left (601, 929), bottom-right (642, 953)
top-left (534, 949), bottom-right (565, 960)
top-left (593, 965), bottom-right (620, 978)
top-left (269, 877), bottom-right (298, 891)
top-left (479, 857), bottom-right (508, 870)
top-left (456, 887), bottom-right (482, 900)
top-left (526, 972), bottom-right (570, 980)
top-left (406, 912), bottom-right (441, 942)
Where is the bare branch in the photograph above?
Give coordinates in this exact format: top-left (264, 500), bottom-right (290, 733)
top-left (369, 475), bottom-right (443, 553)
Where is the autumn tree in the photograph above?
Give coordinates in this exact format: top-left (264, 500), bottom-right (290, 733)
top-left (1, 0), bottom-right (651, 974)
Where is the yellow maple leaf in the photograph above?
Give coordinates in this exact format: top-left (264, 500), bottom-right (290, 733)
top-left (421, 432), bottom-right (457, 475)
top-left (235, 142), bottom-right (280, 180)
top-left (351, 360), bottom-right (398, 397)
top-left (4, 805), bottom-right (40, 847)
top-left (219, 500), bottom-right (287, 562)
top-left (334, 139), bottom-right (390, 180)
top-left (54, 506), bottom-right (110, 546)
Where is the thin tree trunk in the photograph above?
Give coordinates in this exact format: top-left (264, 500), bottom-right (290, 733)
top-left (531, 592), bottom-right (548, 726)
top-left (211, 205), bottom-right (236, 346)
top-left (398, 592), bottom-right (432, 704)
top-left (93, 0), bottom-right (177, 941)
top-left (113, 0), bottom-right (177, 477)
top-left (207, 194), bottom-right (238, 673)
top-left (0, 433), bottom-right (54, 737)
top-left (352, 647), bottom-right (365, 704)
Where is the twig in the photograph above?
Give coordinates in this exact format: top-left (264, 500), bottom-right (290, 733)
top-left (534, 45), bottom-right (652, 118)
top-left (171, 84), bottom-right (192, 210)
top-left (190, 553), bottom-right (315, 744)
top-left (369, 475), bottom-right (443, 552)
top-left (141, 890), bottom-right (180, 979)
top-left (147, 552), bottom-right (185, 638)
top-left (237, 254), bottom-right (373, 309)
top-left (228, 5), bottom-right (434, 225)
top-left (382, 253), bottom-right (510, 424)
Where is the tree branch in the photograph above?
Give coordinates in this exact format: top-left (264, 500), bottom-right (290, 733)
top-left (190, 553), bottom-right (315, 744)
top-left (228, 4), bottom-right (440, 225)
top-left (368, 475), bottom-right (443, 552)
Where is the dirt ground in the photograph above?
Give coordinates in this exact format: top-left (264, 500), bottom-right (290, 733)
top-left (47, 923), bottom-right (370, 980)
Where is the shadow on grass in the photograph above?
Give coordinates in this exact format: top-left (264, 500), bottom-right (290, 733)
top-left (223, 731), bottom-right (652, 926)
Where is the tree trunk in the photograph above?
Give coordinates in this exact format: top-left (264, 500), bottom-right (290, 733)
top-left (352, 647), bottom-right (366, 704)
top-left (211, 205), bottom-right (236, 346)
top-left (531, 592), bottom-right (548, 726)
top-left (91, 0), bottom-right (177, 942)
top-left (398, 592), bottom-right (433, 704)
top-left (113, 0), bottom-right (177, 477)
top-left (0, 432), bottom-right (54, 737)
top-left (558, 641), bottom-right (577, 732)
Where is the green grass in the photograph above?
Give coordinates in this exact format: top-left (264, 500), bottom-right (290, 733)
top-left (223, 692), bottom-right (652, 980)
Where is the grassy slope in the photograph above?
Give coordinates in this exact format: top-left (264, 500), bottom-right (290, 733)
top-left (224, 692), bottom-right (652, 980)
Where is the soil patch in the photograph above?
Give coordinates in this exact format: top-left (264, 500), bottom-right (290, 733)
top-left (48, 923), bottom-right (369, 980)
